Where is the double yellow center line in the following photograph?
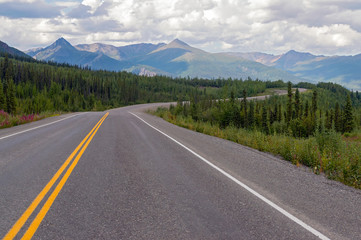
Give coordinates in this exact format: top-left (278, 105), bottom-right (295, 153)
top-left (3, 112), bottom-right (109, 240)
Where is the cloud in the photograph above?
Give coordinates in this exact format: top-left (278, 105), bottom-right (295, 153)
top-left (67, 4), bottom-right (92, 18)
top-left (0, 0), bottom-right (62, 18)
top-left (0, 0), bottom-right (361, 56)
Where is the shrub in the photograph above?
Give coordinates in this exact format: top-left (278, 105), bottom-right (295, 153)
top-left (152, 107), bottom-right (361, 189)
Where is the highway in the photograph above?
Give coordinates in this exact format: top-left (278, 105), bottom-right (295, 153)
top-left (1, 103), bottom-right (360, 239)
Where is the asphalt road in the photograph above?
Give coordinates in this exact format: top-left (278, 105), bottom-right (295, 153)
top-left (0, 104), bottom-right (360, 240)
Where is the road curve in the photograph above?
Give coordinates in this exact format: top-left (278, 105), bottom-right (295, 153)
top-left (0, 104), bottom-right (360, 240)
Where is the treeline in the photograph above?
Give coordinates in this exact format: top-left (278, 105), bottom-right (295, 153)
top-left (1, 53), bottom-right (315, 115)
top-left (1, 52), bottom-right (360, 130)
top-left (170, 81), bottom-right (361, 138)
top-left (0, 55), bottom-right (214, 114)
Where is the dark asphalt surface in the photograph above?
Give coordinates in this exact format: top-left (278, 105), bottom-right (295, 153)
top-left (0, 104), bottom-right (360, 240)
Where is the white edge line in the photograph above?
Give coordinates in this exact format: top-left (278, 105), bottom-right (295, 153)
top-left (129, 111), bottom-right (330, 240)
top-left (0, 113), bottom-right (86, 140)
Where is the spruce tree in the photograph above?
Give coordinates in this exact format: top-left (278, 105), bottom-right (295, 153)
top-left (278, 103), bottom-right (282, 122)
top-left (274, 104), bottom-right (278, 123)
top-left (334, 102), bottom-right (342, 132)
top-left (242, 89), bottom-right (248, 128)
top-left (248, 100), bottom-right (255, 128)
top-left (311, 90), bottom-right (318, 133)
top-left (325, 110), bottom-right (332, 130)
top-left (294, 88), bottom-right (300, 119)
top-left (2, 54), bottom-right (9, 80)
top-left (304, 101), bottom-right (309, 118)
top-left (343, 94), bottom-right (354, 133)
top-left (6, 79), bottom-right (16, 114)
top-left (312, 90), bottom-right (318, 118)
top-left (262, 104), bottom-right (269, 134)
top-left (4, 55), bottom-right (13, 84)
top-left (0, 80), bottom-right (5, 110)
top-left (269, 106), bottom-right (274, 124)
top-left (287, 81), bottom-right (292, 123)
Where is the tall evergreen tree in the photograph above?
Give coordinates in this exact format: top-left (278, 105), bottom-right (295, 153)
top-left (1, 54), bottom-right (9, 80)
top-left (6, 79), bottom-right (16, 114)
top-left (287, 81), bottom-right (293, 123)
top-left (278, 103), bottom-right (282, 122)
top-left (294, 88), bottom-right (300, 119)
top-left (4, 55), bottom-right (14, 86)
top-left (343, 94), bottom-right (354, 133)
top-left (325, 110), bottom-right (332, 129)
top-left (311, 90), bottom-right (318, 120)
top-left (0, 80), bottom-right (5, 110)
top-left (274, 104), bottom-right (278, 123)
top-left (334, 102), bottom-right (342, 132)
top-left (269, 106), bottom-right (275, 124)
top-left (248, 100), bottom-right (255, 128)
top-left (304, 101), bottom-right (309, 118)
top-left (230, 90), bottom-right (235, 106)
top-left (242, 89), bottom-right (248, 128)
top-left (262, 104), bottom-right (269, 134)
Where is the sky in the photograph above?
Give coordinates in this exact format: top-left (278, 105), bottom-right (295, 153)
top-left (0, 0), bottom-right (361, 56)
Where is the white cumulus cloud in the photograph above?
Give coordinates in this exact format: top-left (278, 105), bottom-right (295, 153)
top-left (0, 0), bottom-right (360, 56)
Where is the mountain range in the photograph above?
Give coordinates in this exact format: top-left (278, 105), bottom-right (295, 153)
top-left (228, 50), bottom-right (361, 90)
top-left (25, 38), bottom-right (302, 83)
top-left (0, 38), bottom-right (360, 90)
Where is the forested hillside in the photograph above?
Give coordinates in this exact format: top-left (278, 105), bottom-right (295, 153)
top-left (0, 54), bottom-right (304, 117)
top-left (0, 54), bottom-right (212, 115)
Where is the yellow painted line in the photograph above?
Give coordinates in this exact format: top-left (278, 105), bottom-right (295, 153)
top-left (21, 112), bottom-right (108, 240)
top-left (3, 112), bottom-right (109, 240)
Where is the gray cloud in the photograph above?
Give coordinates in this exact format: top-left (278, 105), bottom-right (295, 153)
top-left (67, 4), bottom-right (92, 18)
top-left (0, 1), bottom-right (62, 18)
top-left (78, 19), bottom-right (123, 32)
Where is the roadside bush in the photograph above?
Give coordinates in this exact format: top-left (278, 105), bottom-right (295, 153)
top-left (153, 107), bottom-right (361, 189)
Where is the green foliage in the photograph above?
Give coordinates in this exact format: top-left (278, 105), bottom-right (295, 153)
top-left (155, 108), bottom-right (361, 188)
top-left (261, 104), bottom-right (269, 134)
top-left (0, 56), bottom-right (224, 114)
top-left (294, 88), bottom-right (300, 119)
top-left (343, 94), bottom-right (354, 133)
top-left (0, 55), bottom-right (293, 116)
top-left (155, 80), bottom-right (361, 189)
top-left (6, 79), bottom-right (16, 113)
top-left (0, 80), bottom-right (5, 110)
top-left (311, 90), bottom-right (318, 119)
top-left (287, 81), bottom-right (292, 123)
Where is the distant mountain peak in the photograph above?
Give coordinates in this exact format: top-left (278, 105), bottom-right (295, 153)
top-left (151, 38), bottom-right (204, 55)
top-left (285, 50), bottom-right (297, 54)
top-left (283, 50), bottom-right (315, 57)
top-left (169, 38), bottom-right (189, 47)
top-left (52, 37), bottom-right (73, 48)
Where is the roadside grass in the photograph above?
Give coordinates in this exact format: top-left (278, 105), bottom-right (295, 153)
top-left (153, 107), bottom-right (361, 189)
top-left (0, 110), bottom-right (62, 129)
